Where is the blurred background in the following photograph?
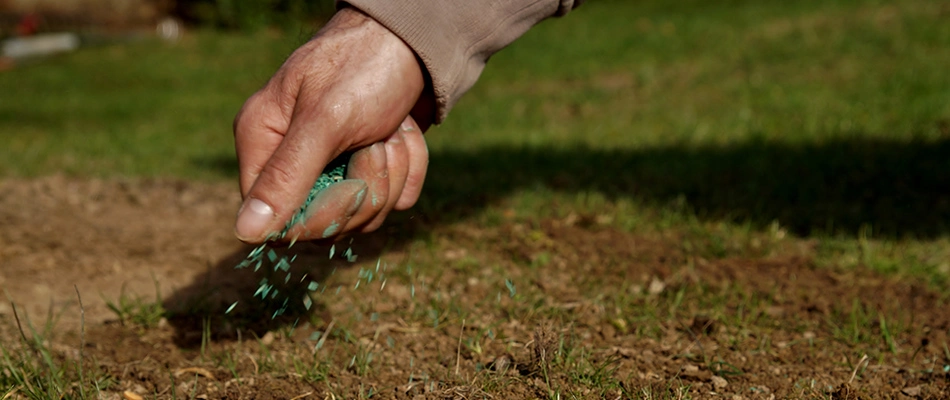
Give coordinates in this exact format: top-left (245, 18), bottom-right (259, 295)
top-left (0, 0), bottom-right (335, 36)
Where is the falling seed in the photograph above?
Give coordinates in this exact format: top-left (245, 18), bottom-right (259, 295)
top-left (329, 244), bottom-right (336, 259)
top-left (505, 279), bottom-right (517, 298)
top-left (308, 281), bottom-right (319, 291)
top-left (231, 162), bottom-right (356, 318)
top-left (226, 301), bottom-right (238, 314)
top-left (303, 296), bottom-right (312, 310)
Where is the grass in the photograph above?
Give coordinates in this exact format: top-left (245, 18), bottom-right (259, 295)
top-left (0, 303), bottom-right (112, 399)
top-left (1, 0), bottom-right (949, 397)
top-left (103, 283), bottom-right (167, 329)
top-left (0, 30), bottom-right (310, 179)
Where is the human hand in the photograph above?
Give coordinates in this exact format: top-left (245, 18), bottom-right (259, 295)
top-left (233, 7), bottom-right (433, 244)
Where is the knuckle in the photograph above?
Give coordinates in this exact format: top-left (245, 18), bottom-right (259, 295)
top-left (266, 159), bottom-right (297, 189)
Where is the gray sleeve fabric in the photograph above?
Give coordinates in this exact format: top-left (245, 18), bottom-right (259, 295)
top-left (339, 0), bottom-right (581, 123)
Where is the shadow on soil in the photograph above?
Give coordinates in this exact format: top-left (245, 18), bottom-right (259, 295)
top-left (170, 133), bottom-right (950, 345)
top-left (163, 231), bottom-right (401, 348)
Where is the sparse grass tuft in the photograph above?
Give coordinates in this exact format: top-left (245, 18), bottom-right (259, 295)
top-left (103, 286), bottom-right (166, 329)
top-left (0, 306), bottom-right (111, 399)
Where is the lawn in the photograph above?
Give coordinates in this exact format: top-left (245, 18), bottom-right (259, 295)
top-left (1, 0), bottom-right (949, 398)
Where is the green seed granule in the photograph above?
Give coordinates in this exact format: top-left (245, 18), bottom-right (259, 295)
top-left (229, 158), bottom-right (349, 317)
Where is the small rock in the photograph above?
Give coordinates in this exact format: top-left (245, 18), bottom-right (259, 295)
top-left (710, 375), bottom-right (728, 389)
top-left (122, 391), bottom-right (144, 400)
top-left (648, 277), bottom-right (665, 295)
top-left (681, 365), bottom-right (712, 381)
top-left (260, 331), bottom-right (275, 346)
top-left (488, 354), bottom-right (512, 372)
top-left (901, 385), bottom-right (921, 397)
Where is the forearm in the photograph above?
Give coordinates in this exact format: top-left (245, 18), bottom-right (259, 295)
top-left (339, 0), bottom-right (581, 123)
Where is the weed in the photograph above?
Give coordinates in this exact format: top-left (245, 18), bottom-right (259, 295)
top-left (103, 284), bottom-right (165, 328)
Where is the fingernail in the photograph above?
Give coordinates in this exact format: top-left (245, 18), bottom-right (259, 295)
top-left (388, 130), bottom-right (405, 144)
top-left (369, 143), bottom-right (388, 179)
top-left (400, 119), bottom-right (415, 132)
top-left (235, 198), bottom-right (273, 241)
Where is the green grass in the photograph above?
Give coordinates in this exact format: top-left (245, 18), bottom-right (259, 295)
top-left (0, 304), bottom-right (112, 399)
top-left (0, 30), bottom-right (312, 179)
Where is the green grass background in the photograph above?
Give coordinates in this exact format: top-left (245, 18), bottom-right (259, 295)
top-left (1, 0), bottom-right (948, 279)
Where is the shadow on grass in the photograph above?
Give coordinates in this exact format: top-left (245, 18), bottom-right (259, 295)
top-left (194, 133), bottom-right (950, 238)
top-left (422, 134), bottom-right (950, 238)
top-left (169, 133), bottom-right (949, 345)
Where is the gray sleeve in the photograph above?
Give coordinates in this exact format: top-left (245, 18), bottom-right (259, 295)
top-left (339, 0), bottom-right (581, 123)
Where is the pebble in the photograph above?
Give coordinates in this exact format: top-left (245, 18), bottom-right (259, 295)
top-left (710, 375), bottom-right (728, 389)
top-left (122, 391), bottom-right (144, 400)
top-left (901, 385), bottom-right (921, 397)
top-left (488, 354), bottom-right (512, 372)
top-left (260, 331), bottom-right (275, 346)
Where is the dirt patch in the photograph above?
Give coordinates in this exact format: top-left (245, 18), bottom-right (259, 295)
top-left (2, 177), bottom-right (949, 399)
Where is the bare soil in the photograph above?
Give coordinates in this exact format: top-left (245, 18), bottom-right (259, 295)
top-left (1, 177), bottom-right (949, 399)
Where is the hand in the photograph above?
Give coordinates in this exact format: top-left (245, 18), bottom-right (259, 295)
top-left (233, 7), bottom-right (433, 244)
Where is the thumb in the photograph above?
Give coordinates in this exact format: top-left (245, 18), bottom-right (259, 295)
top-left (234, 124), bottom-right (337, 243)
